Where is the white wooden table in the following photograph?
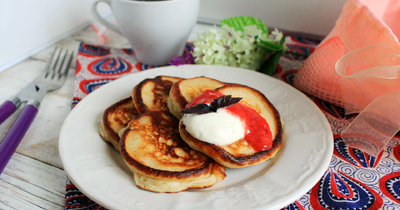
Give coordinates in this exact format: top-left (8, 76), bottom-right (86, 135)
top-left (0, 22), bottom-right (211, 210)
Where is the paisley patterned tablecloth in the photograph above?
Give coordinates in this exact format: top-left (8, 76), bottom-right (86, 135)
top-left (65, 37), bottom-right (400, 210)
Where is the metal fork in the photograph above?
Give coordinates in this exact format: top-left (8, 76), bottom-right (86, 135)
top-left (0, 47), bottom-right (73, 175)
top-left (30, 48), bottom-right (73, 108)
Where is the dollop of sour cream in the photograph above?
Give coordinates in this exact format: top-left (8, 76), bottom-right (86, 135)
top-left (182, 108), bottom-right (245, 145)
top-left (181, 89), bottom-right (272, 151)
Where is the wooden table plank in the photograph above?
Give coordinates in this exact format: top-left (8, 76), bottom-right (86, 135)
top-left (0, 175), bottom-right (63, 210)
top-left (0, 153), bottom-right (66, 209)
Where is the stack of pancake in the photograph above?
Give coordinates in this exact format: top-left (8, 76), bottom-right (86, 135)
top-left (99, 75), bottom-right (283, 193)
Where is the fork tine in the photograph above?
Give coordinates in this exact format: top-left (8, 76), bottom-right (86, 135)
top-left (58, 50), bottom-right (73, 81)
top-left (51, 48), bottom-right (64, 79)
top-left (47, 48), bottom-right (60, 79)
top-left (54, 49), bottom-right (68, 80)
top-left (44, 47), bottom-right (58, 78)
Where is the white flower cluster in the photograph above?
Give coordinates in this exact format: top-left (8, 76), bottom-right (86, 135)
top-left (192, 25), bottom-right (282, 70)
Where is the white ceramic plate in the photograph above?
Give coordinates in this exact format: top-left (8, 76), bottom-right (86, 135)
top-left (59, 65), bottom-right (333, 210)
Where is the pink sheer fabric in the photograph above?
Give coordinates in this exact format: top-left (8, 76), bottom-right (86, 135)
top-left (293, 0), bottom-right (400, 156)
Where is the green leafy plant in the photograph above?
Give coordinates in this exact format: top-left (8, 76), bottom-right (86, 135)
top-left (220, 16), bottom-right (269, 35)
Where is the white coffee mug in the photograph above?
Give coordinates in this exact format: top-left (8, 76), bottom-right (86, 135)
top-left (92, 0), bottom-right (199, 66)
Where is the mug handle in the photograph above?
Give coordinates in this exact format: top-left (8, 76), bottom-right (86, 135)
top-left (91, 0), bottom-right (122, 34)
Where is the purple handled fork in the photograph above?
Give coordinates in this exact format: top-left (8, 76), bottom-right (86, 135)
top-left (0, 47), bottom-right (73, 174)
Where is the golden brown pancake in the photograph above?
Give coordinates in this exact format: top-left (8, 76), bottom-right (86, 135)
top-left (179, 84), bottom-right (283, 168)
top-left (119, 110), bottom-right (226, 193)
top-left (99, 97), bottom-right (139, 150)
top-left (168, 76), bottom-right (226, 119)
top-left (132, 76), bottom-right (182, 114)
